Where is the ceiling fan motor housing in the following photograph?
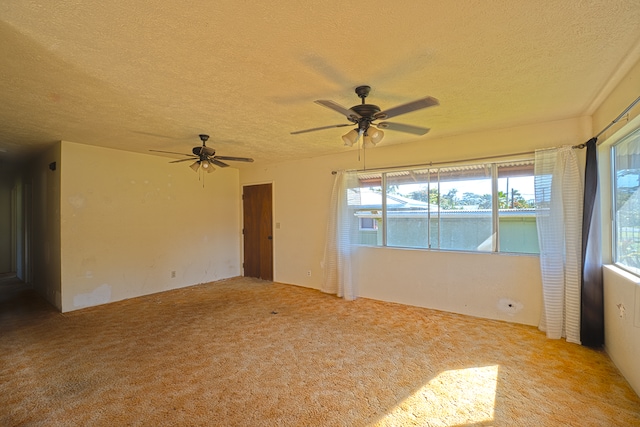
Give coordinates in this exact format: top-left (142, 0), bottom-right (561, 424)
top-left (192, 146), bottom-right (216, 156)
top-left (350, 104), bottom-right (383, 120)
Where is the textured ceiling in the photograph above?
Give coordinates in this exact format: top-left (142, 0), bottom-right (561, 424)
top-left (1, 1), bottom-right (640, 167)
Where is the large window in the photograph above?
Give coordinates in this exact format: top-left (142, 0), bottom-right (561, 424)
top-left (613, 128), bottom-right (640, 272)
top-left (351, 160), bottom-right (538, 254)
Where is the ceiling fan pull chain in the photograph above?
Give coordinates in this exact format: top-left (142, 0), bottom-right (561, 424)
top-left (363, 138), bottom-right (366, 170)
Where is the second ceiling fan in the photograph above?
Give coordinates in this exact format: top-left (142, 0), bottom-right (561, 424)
top-left (291, 85), bottom-right (439, 147)
top-left (150, 134), bottom-right (254, 173)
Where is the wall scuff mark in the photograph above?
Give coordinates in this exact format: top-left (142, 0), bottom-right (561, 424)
top-left (73, 284), bottom-right (111, 308)
top-left (68, 194), bottom-right (85, 210)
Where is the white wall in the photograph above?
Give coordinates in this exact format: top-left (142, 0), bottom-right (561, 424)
top-left (59, 141), bottom-right (241, 312)
top-left (240, 116), bottom-right (591, 326)
top-left (355, 247), bottom-right (542, 325)
top-left (603, 266), bottom-right (640, 396)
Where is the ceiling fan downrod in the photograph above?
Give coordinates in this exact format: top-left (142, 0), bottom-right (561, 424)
top-left (350, 86), bottom-right (382, 121)
top-left (355, 85), bottom-right (371, 103)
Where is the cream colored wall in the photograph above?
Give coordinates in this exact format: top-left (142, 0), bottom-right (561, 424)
top-left (593, 57), bottom-right (640, 139)
top-left (592, 55), bottom-right (640, 396)
top-left (29, 143), bottom-right (62, 309)
top-left (240, 117), bottom-right (591, 325)
top-left (60, 141), bottom-right (241, 312)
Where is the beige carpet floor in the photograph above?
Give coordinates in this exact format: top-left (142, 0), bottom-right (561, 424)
top-left (1, 274), bottom-right (639, 426)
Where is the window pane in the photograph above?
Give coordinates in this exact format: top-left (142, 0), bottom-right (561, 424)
top-left (353, 184), bottom-right (383, 245)
top-left (614, 129), bottom-right (640, 272)
top-left (437, 165), bottom-right (493, 251)
top-left (385, 169), bottom-right (432, 248)
top-left (497, 162), bottom-right (539, 254)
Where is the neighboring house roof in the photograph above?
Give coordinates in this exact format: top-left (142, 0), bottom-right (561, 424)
top-left (348, 188), bottom-right (435, 210)
top-left (355, 210), bottom-right (536, 219)
top-left (349, 188), bottom-right (535, 217)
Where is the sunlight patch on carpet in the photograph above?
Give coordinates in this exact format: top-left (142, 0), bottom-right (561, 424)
top-left (378, 365), bottom-right (499, 426)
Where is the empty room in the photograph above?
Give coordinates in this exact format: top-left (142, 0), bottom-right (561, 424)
top-left (1, 1), bottom-right (640, 426)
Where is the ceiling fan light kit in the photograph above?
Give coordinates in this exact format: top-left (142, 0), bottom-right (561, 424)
top-left (365, 127), bottom-right (384, 144)
top-left (291, 85), bottom-right (438, 148)
top-left (341, 129), bottom-right (360, 147)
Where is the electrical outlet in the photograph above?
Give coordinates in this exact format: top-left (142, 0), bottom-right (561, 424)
top-left (307, 270), bottom-right (311, 277)
top-left (171, 271), bottom-right (176, 278)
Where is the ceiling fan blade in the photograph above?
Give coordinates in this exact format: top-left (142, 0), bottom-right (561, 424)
top-left (214, 156), bottom-right (254, 163)
top-left (315, 100), bottom-right (361, 119)
top-left (376, 122), bottom-right (431, 135)
top-left (375, 96), bottom-right (439, 120)
top-left (149, 149), bottom-right (193, 157)
top-left (290, 123), bottom-right (352, 135)
top-left (169, 156), bottom-right (199, 163)
top-left (211, 159), bottom-right (230, 168)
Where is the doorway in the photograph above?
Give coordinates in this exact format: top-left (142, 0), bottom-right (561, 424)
top-left (242, 183), bottom-right (273, 281)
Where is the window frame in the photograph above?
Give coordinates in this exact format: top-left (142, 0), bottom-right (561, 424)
top-left (611, 127), bottom-right (640, 275)
top-left (352, 158), bottom-right (537, 255)
top-left (359, 217), bottom-right (378, 231)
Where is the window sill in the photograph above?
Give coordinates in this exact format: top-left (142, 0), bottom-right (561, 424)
top-left (604, 264), bottom-right (640, 283)
top-left (355, 244), bottom-right (539, 257)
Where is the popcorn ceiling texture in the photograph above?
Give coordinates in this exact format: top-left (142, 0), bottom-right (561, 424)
top-left (1, 1), bottom-right (640, 164)
top-left (1, 274), bottom-right (639, 426)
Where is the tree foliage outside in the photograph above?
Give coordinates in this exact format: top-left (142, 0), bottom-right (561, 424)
top-left (615, 170), bottom-right (640, 269)
top-left (407, 186), bottom-right (534, 210)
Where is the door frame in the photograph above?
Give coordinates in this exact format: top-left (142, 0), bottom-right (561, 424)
top-left (241, 181), bottom-right (275, 281)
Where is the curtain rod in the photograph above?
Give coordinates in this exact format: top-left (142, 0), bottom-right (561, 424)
top-left (331, 94), bottom-right (640, 175)
top-left (331, 150), bottom-right (536, 175)
top-left (594, 95), bottom-right (640, 144)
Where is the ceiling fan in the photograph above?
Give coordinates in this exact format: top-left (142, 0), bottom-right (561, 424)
top-left (150, 134), bottom-right (254, 173)
top-left (291, 85), bottom-right (439, 147)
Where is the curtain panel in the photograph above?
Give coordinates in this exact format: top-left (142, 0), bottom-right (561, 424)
top-left (322, 170), bottom-right (360, 300)
top-left (581, 137), bottom-right (604, 347)
top-left (534, 146), bottom-right (583, 343)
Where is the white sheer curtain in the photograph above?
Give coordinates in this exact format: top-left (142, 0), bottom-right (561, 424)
top-left (534, 146), bottom-right (583, 343)
top-left (322, 170), bottom-right (360, 300)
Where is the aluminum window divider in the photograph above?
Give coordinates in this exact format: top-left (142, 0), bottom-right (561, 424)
top-left (382, 173), bottom-right (388, 247)
top-left (492, 164), bottom-right (499, 252)
top-left (437, 169), bottom-right (441, 249)
top-left (427, 171), bottom-right (432, 249)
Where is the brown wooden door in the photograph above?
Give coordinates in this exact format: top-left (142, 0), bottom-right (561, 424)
top-left (243, 183), bottom-right (273, 280)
